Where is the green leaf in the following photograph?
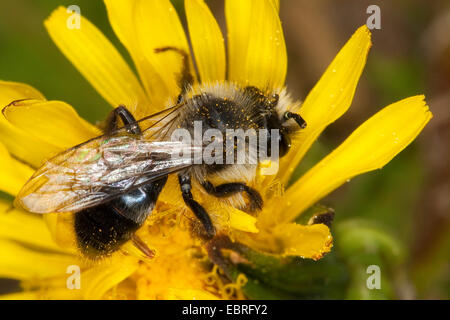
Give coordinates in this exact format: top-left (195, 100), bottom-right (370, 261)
top-left (223, 245), bottom-right (349, 299)
top-left (335, 219), bottom-right (405, 299)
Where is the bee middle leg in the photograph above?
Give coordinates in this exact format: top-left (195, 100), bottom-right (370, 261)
top-left (201, 181), bottom-right (263, 211)
top-left (178, 173), bottom-right (216, 239)
top-left (105, 105), bottom-right (141, 135)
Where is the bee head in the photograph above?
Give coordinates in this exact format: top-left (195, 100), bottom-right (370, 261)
top-left (263, 93), bottom-right (307, 159)
top-left (242, 85), bottom-right (307, 159)
top-left (264, 110), bottom-right (292, 158)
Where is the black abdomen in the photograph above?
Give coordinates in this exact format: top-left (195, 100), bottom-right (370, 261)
top-left (74, 176), bottom-right (167, 258)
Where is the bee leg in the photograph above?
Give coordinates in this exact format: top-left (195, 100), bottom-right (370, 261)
top-left (131, 234), bottom-right (155, 259)
top-left (106, 105), bottom-right (142, 135)
top-left (206, 235), bottom-right (244, 280)
top-left (201, 181), bottom-right (263, 211)
top-left (178, 173), bottom-right (216, 238)
top-left (154, 47), bottom-right (195, 96)
top-left (308, 208), bottom-right (335, 228)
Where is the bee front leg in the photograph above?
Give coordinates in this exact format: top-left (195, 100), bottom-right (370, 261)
top-left (178, 173), bottom-right (216, 238)
top-left (201, 181), bottom-right (263, 211)
top-left (105, 105), bottom-right (141, 135)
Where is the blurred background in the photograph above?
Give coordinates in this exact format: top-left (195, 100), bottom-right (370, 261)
top-left (0, 0), bottom-right (448, 299)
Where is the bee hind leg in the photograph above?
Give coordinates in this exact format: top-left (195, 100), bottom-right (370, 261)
top-left (105, 105), bottom-right (141, 135)
top-left (201, 181), bottom-right (263, 211)
top-left (178, 173), bottom-right (216, 239)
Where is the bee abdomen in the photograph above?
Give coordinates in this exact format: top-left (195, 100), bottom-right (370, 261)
top-left (74, 176), bottom-right (167, 258)
top-left (74, 205), bottom-right (141, 258)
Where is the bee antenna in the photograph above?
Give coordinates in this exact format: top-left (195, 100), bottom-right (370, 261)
top-left (284, 111), bottom-right (307, 129)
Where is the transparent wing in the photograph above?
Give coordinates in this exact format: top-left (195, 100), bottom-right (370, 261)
top-left (14, 105), bottom-right (200, 214)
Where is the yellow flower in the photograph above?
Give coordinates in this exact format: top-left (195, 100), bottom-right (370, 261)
top-left (0, 0), bottom-right (431, 300)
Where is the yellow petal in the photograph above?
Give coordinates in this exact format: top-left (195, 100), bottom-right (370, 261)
top-left (278, 26), bottom-right (372, 184)
top-left (102, 0), bottom-right (135, 52)
top-left (237, 222), bottom-right (332, 260)
top-left (207, 200), bottom-right (259, 233)
top-left (45, 7), bottom-right (149, 111)
top-left (0, 80), bottom-right (45, 107)
top-left (226, 0), bottom-right (287, 90)
top-left (103, 0), bottom-right (158, 115)
top-left (3, 99), bottom-right (100, 149)
top-left (185, 0), bottom-right (226, 83)
top-left (0, 81), bottom-right (60, 166)
top-left (0, 200), bottom-right (62, 251)
top-left (1, 99), bottom-right (100, 167)
top-left (0, 239), bottom-right (78, 280)
top-left (82, 254), bottom-right (138, 299)
top-left (134, 0), bottom-right (194, 106)
top-left (44, 213), bottom-right (79, 254)
top-left (223, 205), bottom-right (259, 233)
top-left (280, 95), bottom-right (432, 223)
top-left (273, 223), bottom-right (333, 259)
top-left (0, 116), bottom-right (61, 168)
top-left (0, 143), bottom-right (33, 196)
top-left (270, 0), bottom-right (280, 12)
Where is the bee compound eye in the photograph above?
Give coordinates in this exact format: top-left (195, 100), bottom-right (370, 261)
top-left (278, 133), bottom-right (291, 158)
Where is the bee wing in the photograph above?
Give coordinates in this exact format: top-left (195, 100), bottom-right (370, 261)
top-left (14, 137), bottom-right (202, 213)
top-left (14, 104), bottom-right (200, 214)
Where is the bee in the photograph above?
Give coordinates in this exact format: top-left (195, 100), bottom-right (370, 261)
top-left (14, 47), bottom-right (307, 258)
